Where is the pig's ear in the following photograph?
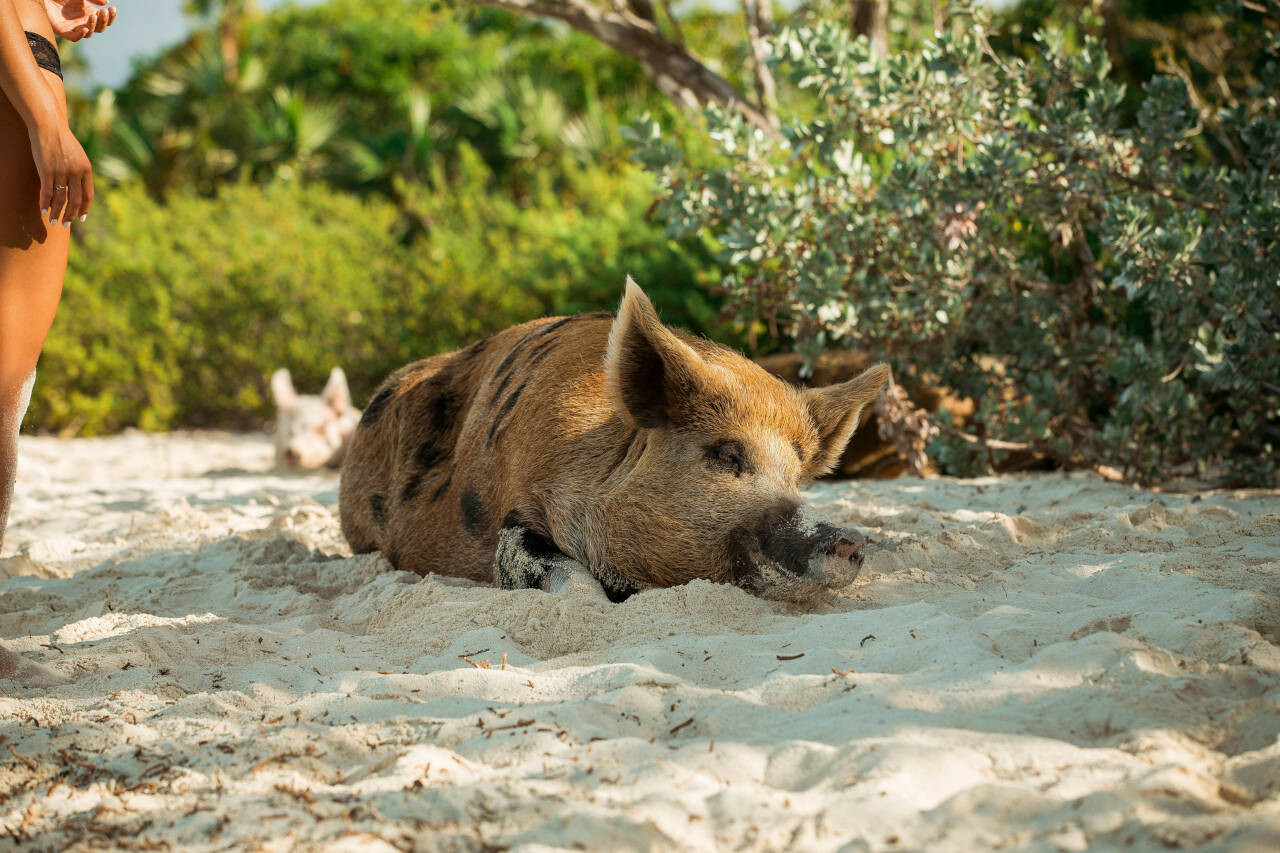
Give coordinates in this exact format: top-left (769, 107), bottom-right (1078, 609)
top-left (270, 368), bottom-right (298, 412)
top-left (605, 276), bottom-right (708, 428)
top-left (323, 367), bottom-right (352, 414)
top-left (803, 364), bottom-right (890, 475)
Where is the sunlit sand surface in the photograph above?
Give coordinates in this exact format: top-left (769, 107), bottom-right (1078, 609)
top-left (2, 432), bottom-right (1278, 850)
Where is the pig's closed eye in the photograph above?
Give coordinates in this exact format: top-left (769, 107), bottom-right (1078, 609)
top-left (705, 440), bottom-right (746, 476)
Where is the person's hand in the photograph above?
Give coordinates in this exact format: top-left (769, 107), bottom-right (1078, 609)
top-left (28, 113), bottom-right (93, 226)
top-left (42, 0), bottom-right (116, 42)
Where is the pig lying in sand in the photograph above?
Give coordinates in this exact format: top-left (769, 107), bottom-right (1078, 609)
top-left (340, 280), bottom-right (889, 601)
top-left (271, 367), bottom-right (360, 469)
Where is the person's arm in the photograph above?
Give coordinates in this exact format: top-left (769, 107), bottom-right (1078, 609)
top-left (0, 0), bottom-right (91, 224)
top-left (0, 0), bottom-right (58, 136)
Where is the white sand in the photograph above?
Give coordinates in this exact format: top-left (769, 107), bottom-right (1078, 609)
top-left (1, 431), bottom-right (1278, 851)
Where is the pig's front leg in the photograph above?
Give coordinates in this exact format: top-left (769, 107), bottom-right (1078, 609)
top-left (494, 516), bottom-right (609, 601)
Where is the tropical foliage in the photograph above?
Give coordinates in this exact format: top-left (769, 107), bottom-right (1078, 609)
top-left (79, 1), bottom-right (674, 199)
top-left (32, 0), bottom-right (725, 431)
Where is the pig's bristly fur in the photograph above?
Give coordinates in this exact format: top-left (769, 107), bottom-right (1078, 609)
top-left (339, 279), bottom-right (889, 597)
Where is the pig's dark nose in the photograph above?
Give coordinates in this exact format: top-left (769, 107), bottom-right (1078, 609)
top-left (283, 448), bottom-right (300, 464)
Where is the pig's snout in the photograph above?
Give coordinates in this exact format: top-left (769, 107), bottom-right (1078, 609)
top-left (733, 504), bottom-right (868, 594)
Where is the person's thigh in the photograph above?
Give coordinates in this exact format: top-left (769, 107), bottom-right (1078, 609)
top-left (0, 71), bottom-right (69, 402)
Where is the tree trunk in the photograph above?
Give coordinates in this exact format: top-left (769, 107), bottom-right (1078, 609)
top-left (472, 0), bottom-right (779, 134)
top-left (741, 0), bottom-right (779, 128)
top-left (851, 0), bottom-right (889, 58)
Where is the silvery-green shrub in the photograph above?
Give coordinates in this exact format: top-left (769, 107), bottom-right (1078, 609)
top-left (630, 2), bottom-right (1279, 483)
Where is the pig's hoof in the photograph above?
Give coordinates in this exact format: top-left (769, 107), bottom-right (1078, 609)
top-left (494, 514), bottom-right (602, 598)
top-left (542, 562), bottom-right (609, 601)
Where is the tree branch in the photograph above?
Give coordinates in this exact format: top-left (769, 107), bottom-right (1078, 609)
top-left (740, 0), bottom-right (779, 128)
top-left (625, 0), bottom-right (655, 24)
top-left (935, 420), bottom-right (1046, 454)
top-left (472, 0), bottom-right (780, 134)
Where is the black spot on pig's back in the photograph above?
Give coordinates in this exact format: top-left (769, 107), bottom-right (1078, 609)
top-left (360, 386), bottom-right (394, 428)
top-left (400, 365), bottom-right (467, 503)
top-left (460, 491), bottom-right (488, 537)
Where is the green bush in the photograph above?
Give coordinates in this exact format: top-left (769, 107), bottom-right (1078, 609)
top-left (632, 2), bottom-right (1280, 483)
top-left (89, 1), bottom-right (679, 199)
top-left (30, 160), bottom-right (716, 434)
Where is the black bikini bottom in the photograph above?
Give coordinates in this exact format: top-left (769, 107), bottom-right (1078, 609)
top-left (26, 32), bottom-right (62, 80)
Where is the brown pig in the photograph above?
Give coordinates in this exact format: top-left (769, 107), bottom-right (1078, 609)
top-left (339, 279), bottom-right (889, 601)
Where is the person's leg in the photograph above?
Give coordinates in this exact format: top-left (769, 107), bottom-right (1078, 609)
top-left (0, 379), bottom-right (63, 691)
top-left (0, 74), bottom-right (67, 550)
top-left (0, 370), bottom-right (35, 547)
top-left (0, 34), bottom-right (71, 685)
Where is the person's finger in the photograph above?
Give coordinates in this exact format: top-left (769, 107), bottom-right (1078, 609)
top-left (48, 180), bottom-right (68, 225)
top-left (93, 10), bottom-right (110, 33)
top-left (63, 175), bottom-right (82, 227)
top-left (37, 165), bottom-right (53, 219)
top-left (87, 0), bottom-right (111, 6)
top-left (106, 7), bottom-right (118, 28)
top-left (78, 169), bottom-right (94, 222)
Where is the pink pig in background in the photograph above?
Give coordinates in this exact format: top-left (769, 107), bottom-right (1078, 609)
top-left (270, 367), bottom-right (361, 469)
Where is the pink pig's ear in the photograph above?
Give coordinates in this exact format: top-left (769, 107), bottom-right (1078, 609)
top-left (803, 364), bottom-right (891, 476)
top-left (323, 367), bottom-right (352, 414)
top-left (270, 368), bottom-right (298, 412)
top-left (605, 276), bottom-right (708, 428)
